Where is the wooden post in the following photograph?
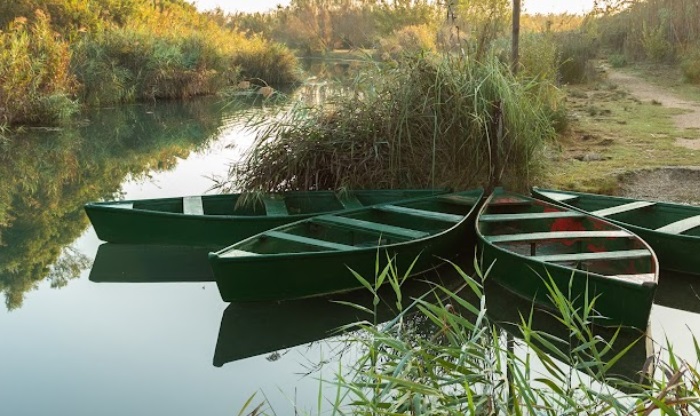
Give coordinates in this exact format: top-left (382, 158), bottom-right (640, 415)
top-left (511, 0), bottom-right (521, 74)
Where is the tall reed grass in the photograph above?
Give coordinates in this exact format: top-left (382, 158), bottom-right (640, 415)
top-left (232, 54), bottom-right (560, 193)
top-left (0, 12), bottom-right (78, 125)
top-left (239, 259), bottom-right (700, 415)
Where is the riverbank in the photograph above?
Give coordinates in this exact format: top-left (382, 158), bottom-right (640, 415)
top-left (544, 62), bottom-right (700, 200)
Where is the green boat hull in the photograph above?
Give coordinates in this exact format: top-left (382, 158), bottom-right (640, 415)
top-left (533, 188), bottom-right (700, 276)
top-left (85, 189), bottom-right (450, 247)
top-left (210, 189), bottom-right (484, 302)
top-left (477, 189), bottom-right (658, 329)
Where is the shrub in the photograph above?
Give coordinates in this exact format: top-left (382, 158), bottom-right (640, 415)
top-left (377, 24), bottom-right (437, 61)
top-left (555, 32), bottom-right (597, 84)
top-left (680, 47), bottom-right (700, 84)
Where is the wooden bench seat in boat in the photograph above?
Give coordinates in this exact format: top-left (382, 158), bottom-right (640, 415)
top-left (219, 249), bottom-right (260, 258)
top-left (532, 249), bottom-right (651, 263)
top-left (479, 211), bottom-right (586, 222)
top-left (183, 196), bottom-right (204, 215)
top-left (591, 201), bottom-right (655, 217)
top-left (536, 191), bottom-right (579, 202)
top-left (375, 205), bottom-right (463, 223)
top-left (655, 215), bottom-right (700, 234)
top-left (315, 215), bottom-right (429, 239)
top-left (485, 230), bottom-right (633, 243)
top-left (263, 230), bottom-right (355, 250)
top-left (262, 196), bottom-right (289, 215)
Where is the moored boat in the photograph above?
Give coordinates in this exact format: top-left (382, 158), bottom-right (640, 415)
top-left (209, 189), bottom-right (484, 302)
top-left (532, 187), bottom-right (700, 276)
top-left (84, 189), bottom-right (450, 247)
top-left (476, 189), bottom-right (658, 329)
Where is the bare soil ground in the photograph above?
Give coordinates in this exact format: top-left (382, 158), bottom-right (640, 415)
top-left (603, 68), bottom-right (700, 203)
top-left (606, 69), bottom-right (700, 150)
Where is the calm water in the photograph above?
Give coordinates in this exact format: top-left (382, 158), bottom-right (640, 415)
top-left (1, 77), bottom-right (699, 415)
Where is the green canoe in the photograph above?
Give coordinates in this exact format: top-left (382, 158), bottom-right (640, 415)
top-left (84, 189), bottom-right (450, 247)
top-left (477, 189), bottom-right (658, 329)
top-left (209, 189), bottom-right (484, 302)
top-left (533, 187), bottom-right (700, 276)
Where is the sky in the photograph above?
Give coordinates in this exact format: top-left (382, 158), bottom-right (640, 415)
top-left (190, 0), bottom-right (597, 15)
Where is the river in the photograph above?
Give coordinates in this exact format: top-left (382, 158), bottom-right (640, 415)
top-left (0, 68), bottom-right (699, 415)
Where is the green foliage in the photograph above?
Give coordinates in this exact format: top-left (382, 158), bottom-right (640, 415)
top-left (681, 47), bottom-right (700, 84)
top-left (233, 54), bottom-right (560, 193)
top-left (0, 12), bottom-right (78, 125)
top-left (641, 21), bottom-right (672, 63)
top-left (608, 53), bottom-right (628, 68)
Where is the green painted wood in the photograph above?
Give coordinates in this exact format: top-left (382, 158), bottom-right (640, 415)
top-left (85, 189), bottom-right (451, 247)
top-left (263, 230), bottom-right (355, 251)
top-left (655, 215), bottom-right (700, 234)
top-left (262, 196), bottom-right (288, 215)
top-left (183, 196), bottom-right (204, 215)
top-left (375, 205), bottom-right (463, 223)
top-left (478, 188), bottom-right (658, 329)
top-left (210, 188), bottom-right (484, 302)
top-left (591, 201), bottom-right (656, 217)
top-left (480, 211), bottom-right (585, 222)
top-left (314, 215), bottom-right (430, 239)
top-left (533, 249), bottom-right (651, 263)
top-left (486, 230), bottom-right (632, 243)
top-left (337, 193), bottom-right (364, 209)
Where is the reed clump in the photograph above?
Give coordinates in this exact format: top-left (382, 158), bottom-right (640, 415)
top-left (234, 54), bottom-right (560, 192)
top-left (0, 12), bottom-right (78, 126)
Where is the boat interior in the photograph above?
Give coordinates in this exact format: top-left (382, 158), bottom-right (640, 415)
top-left (480, 194), bottom-right (656, 280)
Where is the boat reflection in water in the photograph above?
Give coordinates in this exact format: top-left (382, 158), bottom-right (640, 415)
top-left (484, 279), bottom-right (654, 389)
top-left (213, 261), bottom-right (476, 367)
top-left (87, 243), bottom-right (654, 387)
top-left (89, 243), bottom-right (215, 283)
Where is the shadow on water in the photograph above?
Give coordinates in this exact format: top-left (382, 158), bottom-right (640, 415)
top-left (89, 243), bottom-right (215, 283)
top-left (86, 242), bottom-right (655, 387)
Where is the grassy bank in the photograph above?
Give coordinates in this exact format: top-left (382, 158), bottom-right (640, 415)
top-left (543, 63), bottom-right (700, 193)
top-left (0, 1), bottom-right (299, 128)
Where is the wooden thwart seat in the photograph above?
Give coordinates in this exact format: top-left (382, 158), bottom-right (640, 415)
top-left (219, 249), bottom-right (259, 258)
top-left (480, 211), bottom-right (585, 222)
top-left (262, 196), bottom-right (289, 215)
top-left (609, 273), bottom-right (657, 284)
top-left (537, 191), bottom-right (579, 202)
top-left (533, 249), bottom-right (651, 263)
top-left (337, 193), bottom-right (364, 210)
top-left (486, 230), bottom-right (633, 243)
top-left (438, 194), bottom-right (479, 206)
top-left (183, 196), bottom-right (204, 215)
top-left (655, 215), bottom-right (700, 234)
top-left (315, 215), bottom-right (429, 239)
top-left (375, 205), bottom-right (463, 223)
top-left (264, 230), bottom-right (354, 250)
top-left (591, 201), bottom-right (655, 217)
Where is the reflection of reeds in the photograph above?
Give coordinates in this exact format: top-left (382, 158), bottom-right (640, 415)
top-left (234, 54), bottom-right (560, 193)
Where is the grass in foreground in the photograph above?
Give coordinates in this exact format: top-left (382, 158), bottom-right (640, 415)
top-left (240, 259), bottom-right (700, 415)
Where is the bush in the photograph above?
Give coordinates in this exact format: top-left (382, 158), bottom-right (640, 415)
top-left (377, 24), bottom-right (437, 61)
top-left (608, 54), bottom-right (628, 68)
top-left (680, 48), bottom-right (700, 84)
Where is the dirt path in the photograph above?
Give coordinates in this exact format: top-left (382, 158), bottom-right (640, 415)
top-left (606, 69), bottom-right (700, 149)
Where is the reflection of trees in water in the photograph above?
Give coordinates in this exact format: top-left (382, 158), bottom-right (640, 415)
top-left (0, 98), bottom-right (241, 310)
